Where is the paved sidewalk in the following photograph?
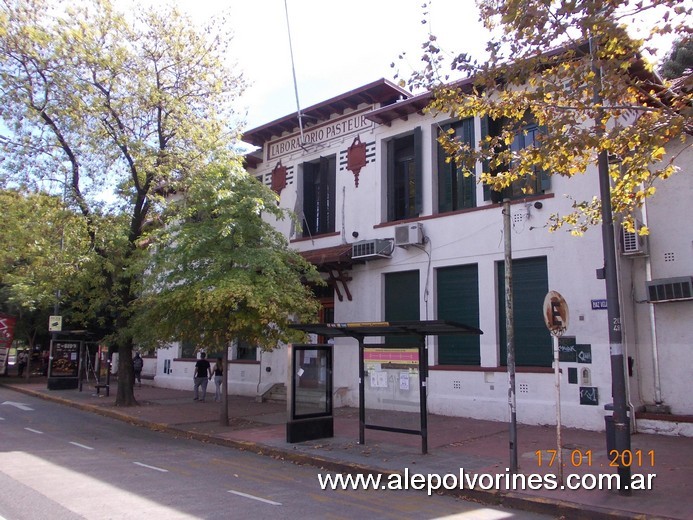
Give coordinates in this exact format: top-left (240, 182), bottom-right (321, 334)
top-left (2, 376), bottom-right (691, 519)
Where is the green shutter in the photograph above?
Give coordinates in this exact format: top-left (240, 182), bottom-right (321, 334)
top-left (302, 162), bottom-right (317, 237)
top-left (387, 139), bottom-right (395, 221)
top-left (540, 169), bottom-right (551, 192)
top-left (318, 156), bottom-right (329, 233)
top-left (303, 156), bottom-right (336, 236)
top-left (414, 126), bottom-right (423, 215)
top-left (497, 257), bottom-right (552, 367)
top-left (385, 271), bottom-right (420, 345)
top-left (318, 155), bottom-right (336, 233)
top-left (459, 118), bottom-right (476, 209)
top-left (480, 115), bottom-right (491, 201)
top-left (439, 119), bottom-right (476, 212)
top-left (437, 265), bottom-right (480, 365)
top-left (438, 124), bottom-right (453, 213)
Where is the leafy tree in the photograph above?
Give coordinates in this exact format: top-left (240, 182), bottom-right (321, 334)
top-left (402, 0), bottom-right (691, 235)
top-left (0, 189), bottom-right (91, 354)
top-left (0, 0), bottom-right (244, 404)
top-left (660, 36), bottom-right (693, 79)
top-left (133, 159), bottom-right (322, 425)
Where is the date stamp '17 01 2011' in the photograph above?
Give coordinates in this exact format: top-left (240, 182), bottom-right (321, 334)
top-left (535, 449), bottom-right (655, 468)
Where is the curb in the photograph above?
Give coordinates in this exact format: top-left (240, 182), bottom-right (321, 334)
top-left (2, 384), bottom-right (677, 520)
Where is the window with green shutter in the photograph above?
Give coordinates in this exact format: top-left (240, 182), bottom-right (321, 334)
top-left (235, 338), bottom-right (257, 361)
top-left (181, 340), bottom-right (196, 359)
top-left (438, 119), bottom-right (476, 213)
top-left (497, 257), bottom-right (552, 367)
top-left (481, 116), bottom-right (551, 202)
top-left (384, 270), bottom-right (420, 345)
top-left (302, 155), bottom-right (336, 237)
top-left (387, 128), bottom-right (422, 221)
top-left (437, 264), bottom-right (480, 365)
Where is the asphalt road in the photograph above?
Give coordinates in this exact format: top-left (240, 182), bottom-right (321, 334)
top-left (0, 387), bottom-right (552, 519)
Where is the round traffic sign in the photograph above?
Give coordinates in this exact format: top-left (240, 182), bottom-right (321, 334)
top-left (543, 291), bottom-right (569, 336)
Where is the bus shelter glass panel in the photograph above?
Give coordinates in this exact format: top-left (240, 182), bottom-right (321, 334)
top-left (292, 345), bottom-right (332, 418)
top-left (364, 346), bottom-right (420, 432)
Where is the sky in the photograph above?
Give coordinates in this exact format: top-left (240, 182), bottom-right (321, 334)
top-left (165, 0), bottom-right (492, 130)
top-left (160, 0), bottom-right (681, 133)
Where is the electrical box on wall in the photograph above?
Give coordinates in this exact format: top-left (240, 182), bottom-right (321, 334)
top-left (394, 222), bottom-right (424, 247)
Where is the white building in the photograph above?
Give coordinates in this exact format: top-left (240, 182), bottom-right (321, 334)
top-left (153, 77), bottom-right (692, 435)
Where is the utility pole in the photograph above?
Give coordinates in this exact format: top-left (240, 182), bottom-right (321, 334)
top-left (503, 197), bottom-right (518, 473)
top-left (590, 35), bottom-right (631, 494)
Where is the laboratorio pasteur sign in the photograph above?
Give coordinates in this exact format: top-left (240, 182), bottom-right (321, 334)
top-left (267, 107), bottom-right (373, 161)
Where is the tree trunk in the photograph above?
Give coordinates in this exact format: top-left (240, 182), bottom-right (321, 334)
top-left (220, 346), bottom-right (229, 426)
top-left (115, 340), bottom-right (138, 406)
top-left (24, 336), bottom-right (36, 380)
top-left (24, 353), bottom-right (31, 381)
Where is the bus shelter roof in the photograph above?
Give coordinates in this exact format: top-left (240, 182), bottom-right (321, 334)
top-left (290, 320), bottom-right (482, 339)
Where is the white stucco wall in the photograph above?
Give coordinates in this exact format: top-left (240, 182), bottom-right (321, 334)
top-left (149, 91), bottom-right (691, 434)
top-left (623, 139), bottom-right (693, 417)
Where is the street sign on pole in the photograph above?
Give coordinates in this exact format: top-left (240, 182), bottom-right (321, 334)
top-left (543, 291), bottom-right (569, 335)
top-left (543, 290), bottom-right (569, 485)
top-left (49, 316), bottom-right (62, 332)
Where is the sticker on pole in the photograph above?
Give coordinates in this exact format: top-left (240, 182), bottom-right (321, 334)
top-left (543, 291), bottom-right (569, 337)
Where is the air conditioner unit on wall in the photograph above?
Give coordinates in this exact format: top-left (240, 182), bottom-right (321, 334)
top-left (646, 276), bottom-right (693, 303)
top-left (351, 239), bottom-right (393, 260)
top-left (621, 222), bottom-right (647, 256)
top-left (394, 222), bottom-right (424, 247)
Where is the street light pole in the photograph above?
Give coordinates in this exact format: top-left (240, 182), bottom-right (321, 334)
top-left (503, 198), bottom-right (518, 473)
top-left (49, 171), bottom-right (69, 383)
top-left (591, 36), bottom-right (631, 495)
top-left (597, 148), bottom-right (631, 494)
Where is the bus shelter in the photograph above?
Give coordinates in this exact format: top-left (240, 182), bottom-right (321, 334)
top-left (290, 320), bottom-right (482, 454)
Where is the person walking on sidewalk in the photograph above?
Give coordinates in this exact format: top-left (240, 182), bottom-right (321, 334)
top-left (41, 349), bottom-right (49, 376)
top-left (132, 352), bottom-right (143, 387)
top-left (193, 352), bottom-right (212, 402)
top-left (16, 350), bottom-right (28, 377)
top-left (213, 357), bottom-right (224, 402)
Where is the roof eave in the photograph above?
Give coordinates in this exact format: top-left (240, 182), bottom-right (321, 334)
top-left (242, 78), bottom-right (412, 147)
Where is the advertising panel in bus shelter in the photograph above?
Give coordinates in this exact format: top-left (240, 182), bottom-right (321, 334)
top-left (48, 339), bottom-right (81, 390)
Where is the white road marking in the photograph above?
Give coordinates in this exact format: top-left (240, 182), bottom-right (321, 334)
top-left (2, 401), bottom-right (34, 411)
top-left (133, 461), bottom-right (168, 473)
top-left (24, 427), bottom-right (43, 434)
top-left (1, 452), bottom-right (197, 518)
top-left (228, 489), bottom-right (282, 506)
top-left (69, 441), bottom-right (95, 450)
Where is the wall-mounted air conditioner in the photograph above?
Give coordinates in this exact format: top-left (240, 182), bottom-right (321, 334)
top-left (351, 239), bottom-right (393, 260)
top-left (394, 222), bottom-right (424, 247)
top-left (621, 222), bottom-right (647, 256)
top-left (646, 276), bottom-right (693, 303)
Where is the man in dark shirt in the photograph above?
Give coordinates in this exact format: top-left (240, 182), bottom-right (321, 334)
top-left (132, 353), bottom-right (143, 387)
top-left (193, 352), bottom-right (212, 402)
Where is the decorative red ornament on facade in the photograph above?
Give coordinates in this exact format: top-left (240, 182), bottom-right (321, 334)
top-left (271, 161), bottom-right (287, 194)
top-left (346, 135), bottom-right (367, 187)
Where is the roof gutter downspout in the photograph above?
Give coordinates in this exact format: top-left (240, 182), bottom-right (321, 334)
top-left (641, 200), bottom-right (670, 413)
